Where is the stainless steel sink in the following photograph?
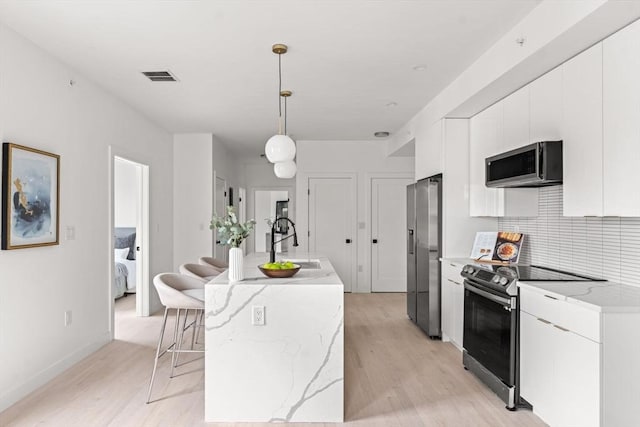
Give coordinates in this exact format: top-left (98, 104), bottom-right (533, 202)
top-left (287, 259), bottom-right (322, 269)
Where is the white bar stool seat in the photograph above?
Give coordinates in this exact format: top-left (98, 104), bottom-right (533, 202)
top-left (198, 256), bottom-right (228, 271)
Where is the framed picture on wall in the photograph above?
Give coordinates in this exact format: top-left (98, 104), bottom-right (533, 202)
top-left (2, 142), bottom-right (60, 249)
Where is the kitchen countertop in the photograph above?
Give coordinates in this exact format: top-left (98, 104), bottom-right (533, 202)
top-left (518, 280), bottom-right (640, 313)
top-left (208, 251), bottom-right (342, 286)
top-left (440, 258), bottom-right (474, 266)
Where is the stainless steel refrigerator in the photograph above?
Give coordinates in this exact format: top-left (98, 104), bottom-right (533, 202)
top-left (406, 174), bottom-right (442, 338)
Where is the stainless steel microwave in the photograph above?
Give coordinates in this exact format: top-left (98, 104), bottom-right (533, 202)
top-left (485, 141), bottom-right (563, 188)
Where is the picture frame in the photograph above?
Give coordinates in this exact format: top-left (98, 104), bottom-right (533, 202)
top-left (2, 142), bottom-right (60, 249)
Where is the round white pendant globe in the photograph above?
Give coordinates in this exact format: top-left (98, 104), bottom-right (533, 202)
top-left (274, 160), bottom-right (297, 179)
top-left (265, 134), bottom-right (296, 163)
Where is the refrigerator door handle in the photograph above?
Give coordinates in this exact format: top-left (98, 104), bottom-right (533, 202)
top-left (407, 229), bottom-right (414, 254)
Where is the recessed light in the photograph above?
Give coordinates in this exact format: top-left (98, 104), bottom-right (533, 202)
top-left (374, 131), bottom-right (390, 138)
top-left (385, 102), bottom-right (398, 108)
top-left (413, 65), bottom-right (427, 71)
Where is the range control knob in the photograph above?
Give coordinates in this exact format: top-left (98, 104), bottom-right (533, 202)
top-left (466, 267), bottom-right (474, 274)
top-left (499, 277), bottom-right (509, 285)
top-left (492, 276), bottom-right (501, 283)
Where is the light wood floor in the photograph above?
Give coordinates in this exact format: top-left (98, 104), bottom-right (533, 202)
top-left (0, 293), bottom-right (546, 427)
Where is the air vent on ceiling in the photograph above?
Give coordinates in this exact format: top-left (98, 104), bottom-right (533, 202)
top-left (142, 71), bottom-right (178, 82)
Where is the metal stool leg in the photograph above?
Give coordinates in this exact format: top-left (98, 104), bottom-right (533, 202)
top-left (171, 308), bottom-right (189, 376)
top-left (170, 308), bottom-right (180, 377)
top-left (195, 309), bottom-right (205, 344)
top-left (147, 307), bottom-right (169, 404)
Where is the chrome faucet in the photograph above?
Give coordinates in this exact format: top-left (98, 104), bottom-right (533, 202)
top-left (270, 217), bottom-right (299, 263)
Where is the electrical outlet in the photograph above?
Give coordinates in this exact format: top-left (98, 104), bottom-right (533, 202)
top-left (64, 310), bottom-right (72, 326)
top-left (252, 305), bottom-right (265, 326)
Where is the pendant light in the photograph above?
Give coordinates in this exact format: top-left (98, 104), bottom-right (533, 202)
top-left (265, 44), bottom-right (296, 164)
top-left (274, 160), bottom-right (297, 179)
top-left (273, 89), bottom-right (297, 178)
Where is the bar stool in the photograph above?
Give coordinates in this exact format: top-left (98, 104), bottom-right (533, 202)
top-left (179, 263), bottom-right (221, 283)
top-left (198, 256), bottom-right (228, 270)
top-left (147, 273), bottom-right (205, 404)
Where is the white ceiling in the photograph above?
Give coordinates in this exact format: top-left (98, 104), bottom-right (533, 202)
top-left (0, 0), bottom-right (540, 155)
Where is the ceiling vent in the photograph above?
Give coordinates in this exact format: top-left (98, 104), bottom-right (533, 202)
top-left (142, 71), bottom-right (178, 82)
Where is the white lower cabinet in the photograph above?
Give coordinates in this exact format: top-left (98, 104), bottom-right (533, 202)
top-left (519, 286), bottom-right (640, 427)
top-left (441, 261), bottom-right (464, 349)
top-left (521, 310), bottom-right (600, 427)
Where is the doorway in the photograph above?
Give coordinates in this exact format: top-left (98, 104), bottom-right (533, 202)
top-left (109, 149), bottom-right (150, 339)
top-left (308, 176), bottom-right (357, 292)
top-left (254, 190), bottom-right (289, 254)
top-left (369, 175), bottom-right (414, 292)
top-left (214, 172), bottom-right (228, 263)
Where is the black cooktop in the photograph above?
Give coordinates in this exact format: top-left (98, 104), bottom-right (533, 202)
top-left (480, 264), bottom-right (605, 282)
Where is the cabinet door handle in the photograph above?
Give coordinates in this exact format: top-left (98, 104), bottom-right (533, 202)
top-left (372, 239), bottom-right (378, 244)
top-left (450, 263), bottom-right (458, 268)
top-left (537, 318), bottom-right (551, 324)
top-left (544, 294), bottom-right (558, 300)
top-left (553, 324), bottom-right (570, 332)
top-left (345, 239), bottom-right (352, 244)
top-left (447, 278), bottom-right (461, 286)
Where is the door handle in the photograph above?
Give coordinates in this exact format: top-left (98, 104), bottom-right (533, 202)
top-left (136, 246), bottom-right (140, 252)
top-left (345, 239), bottom-right (352, 244)
top-left (216, 240), bottom-right (221, 244)
top-left (408, 229), bottom-right (414, 255)
top-left (372, 239), bottom-right (378, 244)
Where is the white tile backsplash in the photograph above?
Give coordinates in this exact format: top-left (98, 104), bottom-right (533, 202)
top-left (498, 186), bottom-right (640, 287)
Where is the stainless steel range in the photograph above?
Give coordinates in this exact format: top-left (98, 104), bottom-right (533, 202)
top-left (460, 264), bottom-right (604, 410)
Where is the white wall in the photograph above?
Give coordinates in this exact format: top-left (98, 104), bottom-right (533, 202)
top-left (296, 140), bottom-right (414, 293)
top-left (172, 134), bottom-right (213, 269)
top-left (213, 135), bottom-right (240, 194)
top-left (114, 157), bottom-right (139, 228)
top-left (172, 133), bottom-right (241, 265)
top-left (0, 24), bottom-right (174, 411)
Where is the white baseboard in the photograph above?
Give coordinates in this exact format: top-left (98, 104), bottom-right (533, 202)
top-left (0, 331), bottom-right (111, 413)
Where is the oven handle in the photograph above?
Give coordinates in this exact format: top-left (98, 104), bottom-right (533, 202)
top-left (464, 280), bottom-right (511, 307)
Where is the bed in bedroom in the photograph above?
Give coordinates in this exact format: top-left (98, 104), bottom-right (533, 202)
top-left (113, 227), bottom-right (138, 299)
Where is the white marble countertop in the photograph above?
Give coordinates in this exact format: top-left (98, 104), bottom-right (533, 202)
top-left (440, 258), bottom-right (472, 266)
top-left (518, 280), bottom-right (640, 313)
top-left (208, 251), bottom-right (343, 286)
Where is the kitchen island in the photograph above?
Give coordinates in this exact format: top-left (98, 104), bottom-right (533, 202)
top-left (204, 252), bottom-right (344, 423)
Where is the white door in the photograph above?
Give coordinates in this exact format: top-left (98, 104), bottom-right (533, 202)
top-left (214, 175), bottom-right (227, 263)
top-left (308, 177), bottom-right (356, 292)
top-left (371, 177), bottom-right (413, 292)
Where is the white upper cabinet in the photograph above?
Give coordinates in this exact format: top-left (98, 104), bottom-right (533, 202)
top-left (470, 102), bottom-right (505, 216)
top-left (561, 43), bottom-right (604, 217)
top-left (603, 19), bottom-right (640, 216)
top-left (502, 85), bottom-right (530, 151)
top-left (469, 89), bottom-right (538, 217)
top-left (530, 66), bottom-right (562, 143)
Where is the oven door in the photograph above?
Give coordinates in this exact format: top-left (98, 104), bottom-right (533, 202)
top-left (463, 280), bottom-right (516, 387)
